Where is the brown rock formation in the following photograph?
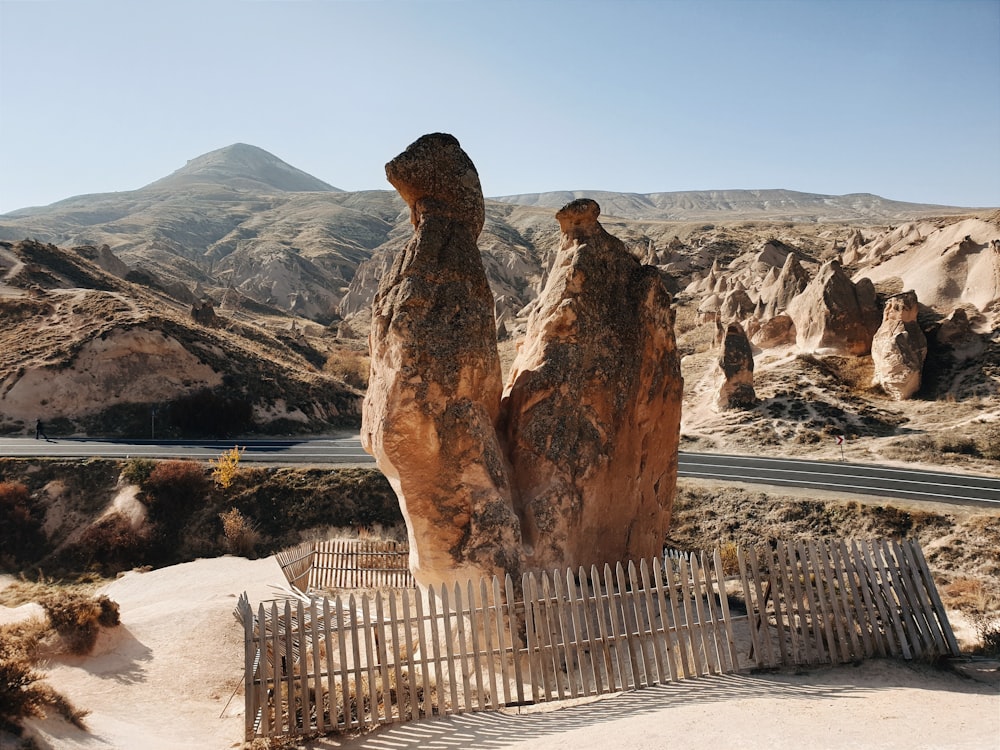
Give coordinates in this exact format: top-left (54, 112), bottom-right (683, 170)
top-left (363, 136), bottom-right (683, 584)
top-left (765, 252), bottom-right (810, 314)
top-left (711, 322), bottom-right (756, 411)
top-left (787, 260), bottom-right (881, 355)
top-left (750, 314), bottom-right (796, 349)
top-left (191, 299), bottom-right (222, 327)
top-left (871, 290), bottom-right (927, 399)
top-left (935, 307), bottom-right (984, 359)
top-left (361, 133), bottom-right (521, 587)
top-left (719, 287), bottom-right (755, 322)
top-left (501, 198), bottom-right (682, 572)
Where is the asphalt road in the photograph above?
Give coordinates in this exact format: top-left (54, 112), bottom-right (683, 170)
top-left (1, 436), bottom-right (998, 507)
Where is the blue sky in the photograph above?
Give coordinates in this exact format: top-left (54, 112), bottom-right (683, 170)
top-left (1, 0), bottom-right (998, 214)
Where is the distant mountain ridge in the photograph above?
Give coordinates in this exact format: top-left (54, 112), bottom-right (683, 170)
top-left (493, 189), bottom-right (977, 223)
top-left (0, 143), bottom-right (988, 327)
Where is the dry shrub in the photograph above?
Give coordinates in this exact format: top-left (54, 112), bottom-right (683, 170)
top-left (0, 621), bottom-right (88, 733)
top-left (219, 508), bottom-right (260, 557)
top-left (324, 347), bottom-right (370, 390)
top-left (69, 512), bottom-right (147, 575)
top-left (943, 578), bottom-right (1000, 655)
top-left (40, 593), bottom-right (120, 656)
top-left (0, 481), bottom-right (44, 566)
top-left (143, 459), bottom-right (211, 518)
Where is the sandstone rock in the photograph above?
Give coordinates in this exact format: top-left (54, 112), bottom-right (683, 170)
top-left (719, 287), bottom-right (755, 322)
top-left (765, 252), bottom-right (810, 313)
top-left (362, 133), bottom-right (521, 587)
top-left (935, 307), bottom-right (984, 360)
top-left (787, 260), bottom-right (881, 355)
top-left (500, 198), bottom-right (682, 573)
top-left (711, 322), bottom-right (756, 411)
top-left (697, 292), bottom-right (722, 323)
top-left (842, 228), bottom-right (865, 265)
top-left (871, 290), bottom-right (927, 399)
top-left (750, 314), bottom-right (796, 349)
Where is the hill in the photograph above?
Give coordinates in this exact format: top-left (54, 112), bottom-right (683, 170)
top-left (0, 238), bottom-right (362, 437)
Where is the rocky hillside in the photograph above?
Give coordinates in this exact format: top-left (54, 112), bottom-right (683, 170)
top-left (0, 143), bottom-right (982, 331)
top-left (0, 238), bottom-right (362, 437)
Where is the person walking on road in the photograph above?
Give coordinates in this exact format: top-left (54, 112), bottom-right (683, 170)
top-left (35, 419), bottom-right (49, 440)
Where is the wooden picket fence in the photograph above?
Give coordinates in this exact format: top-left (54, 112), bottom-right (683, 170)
top-left (276, 538), bottom-right (414, 592)
top-left (239, 537), bottom-right (958, 741)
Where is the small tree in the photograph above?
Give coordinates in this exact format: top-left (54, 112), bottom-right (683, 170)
top-left (210, 446), bottom-right (244, 490)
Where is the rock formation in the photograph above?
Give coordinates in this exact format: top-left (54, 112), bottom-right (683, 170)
top-left (871, 290), bottom-right (927, 399)
top-left (711, 322), bottom-right (756, 410)
top-left (765, 252), bottom-right (810, 314)
top-left (787, 260), bottom-right (881, 355)
top-left (191, 299), bottom-right (222, 327)
top-left (750, 314), bottom-right (796, 349)
top-left (363, 135), bottom-right (683, 584)
top-left (935, 307), bottom-right (983, 359)
top-left (361, 133), bottom-right (522, 587)
top-left (500, 198), bottom-right (682, 573)
top-left (719, 286), bottom-right (755, 322)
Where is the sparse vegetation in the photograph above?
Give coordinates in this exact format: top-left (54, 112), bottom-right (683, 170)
top-left (39, 592), bottom-right (120, 656)
top-left (324, 345), bottom-right (370, 391)
top-left (210, 446), bottom-right (245, 489)
top-left (121, 457), bottom-right (156, 485)
top-left (219, 507), bottom-right (260, 556)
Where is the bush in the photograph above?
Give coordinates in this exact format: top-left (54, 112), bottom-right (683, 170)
top-left (0, 622), bottom-right (88, 733)
top-left (210, 446), bottom-right (244, 490)
top-left (219, 508), bottom-right (260, 557)
top-left (121, 457), bottom-right (156, 485)
top-left (324, 347), bottom-right (370, 390)
top-left (143, 460), bottom-right (211, 519)
top-left (0, 481), bottom-right (44, 567)
top-left (40, 593), bottom-right (120, 656)
top-left (67, 513), bottom-right (147, 575)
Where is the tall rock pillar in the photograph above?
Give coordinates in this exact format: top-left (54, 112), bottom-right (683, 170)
top-left (361, 133), bottom-right (521, 587)
top-left (500, 199), bottom-right (683, 572)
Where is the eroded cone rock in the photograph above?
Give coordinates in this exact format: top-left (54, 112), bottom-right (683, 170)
top-left (500, 198), bottom-right (682, 572)
top-left (711, 322), bottom-right (756, 411)
top-left (362, 133), bottom-right (521, 587)
top-left (871, 290), bottom-right (927, 400)
top-left (787, 260), bottom-right (881, 355)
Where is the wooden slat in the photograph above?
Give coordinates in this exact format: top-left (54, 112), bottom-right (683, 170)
top-left (540, 572), bottom-right (564, 701)
top-left (522, 572), bottom-right (543, 703)
top-left (466, 580), bottom-right (486, 710)
top-left (840, 540), bottom-right (876, 658)
top-left (813, 539), bottom-right (848, 663)
top-left (552, 570), bottom-right (580, 698)
top-left (909, 540), bottom-right (960, 656)
top-left (604, 563), bottom-right (630, 689)
top-left (677, 556), bottom-right (704, 676)
top-left (413, 589), bottom-right (433, 718)
top-left (687, 554), bottom-right (717, 675)
top-left (451, 583), bottom-right (471, 712)
top-left (746, 546), bottom-right (775, 667)
top-left (399, 589), bottom-right (419, 721)
top-left (568, 567), bottom-right (596, 696)
top-left (504, 575), bottom-right (525, 705)
top-left (441, 585), bottom-right (462, 713)
top-left (588, 564), bottom-right (615, 692)
top-left (651, 556), bottom-right (679, 681)
top-left (664, 556), bottom-right (693, 677)
top-left (868, 541), bottom-right (910, 659)
top-left (894, 540), bottom-right (942, 655)
top-left (697, 552), bottom-right (727, 673)
top-left (879, 539), bottom-right (923, 657)
top-left (618, 562), bottom-right (647, 687)
top-left (712, 549), bottom-right (740, 672)
top-left (829, 540), bottom-right (862, 660)
top-left (736, 547), bottom-right (764, 670)
top-left (639, 559), bottom-right (667, 684)
top-left (794, 540), bottom-right (825, 663)
top-left (387, 592), bottom-right (405, 721)
top-left (477, 579), bottom-right (498, 707)
top-left (309, 598), bottom-right (325, 733)
top-left (373, 593), bottom-right (392, 722)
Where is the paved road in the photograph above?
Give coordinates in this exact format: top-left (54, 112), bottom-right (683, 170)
top-left (2, 436), bottom-right (998, 507)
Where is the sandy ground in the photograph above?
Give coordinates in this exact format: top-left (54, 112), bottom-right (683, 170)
top-left (4, 556), bottom-right (998, 750)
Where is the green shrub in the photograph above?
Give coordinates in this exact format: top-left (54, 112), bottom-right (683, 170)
top-left (121, 457), bottom-right (156, 485)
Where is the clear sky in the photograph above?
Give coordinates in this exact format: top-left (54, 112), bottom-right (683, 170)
top-left (1, 0), bottom-right (998, 214)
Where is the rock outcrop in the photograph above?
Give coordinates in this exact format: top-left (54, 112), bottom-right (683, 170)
top-left (935, 307), bottom-right (983, 359)
top-left (363, 136), bottom-right (683, 584)
top-left (764, 252), bottom-right (810, 314)
top-left (361, 134), bottom-right (521, 587)
top-left (711, 322), bottom-right (756, 410)
top-left (750, 314), bottom-right (796, 349)
top-left (787, 260), bottom-right (881, 355)
top-left (871, 291), bottom-right (927, 399)
top-left (191, 299), bottom-right (222, 327)
top-left (500, 198), bottom-right (682, 573)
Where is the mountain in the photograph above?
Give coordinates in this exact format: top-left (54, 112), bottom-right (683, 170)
top-left (493, 189), bottom-right (975, 223)
top-left (142, 143), bottom-right (341, 194)
top-left (0, 144), bottom-right (988, 328)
